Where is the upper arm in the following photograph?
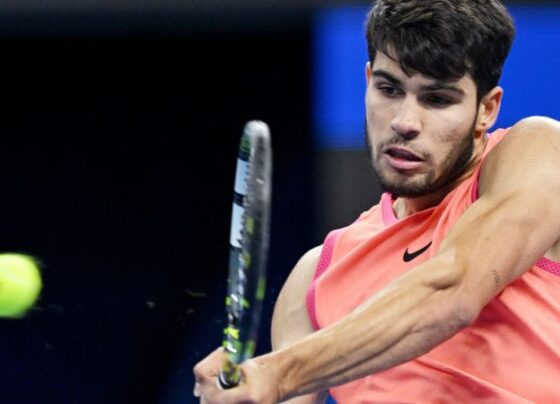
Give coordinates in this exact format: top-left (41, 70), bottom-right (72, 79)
top-left (436, 116), bottom-right (560, 313)
top-left (271, 246), bottom-right (322, 350)
top-left (271, 246), bottom-right (328, 404)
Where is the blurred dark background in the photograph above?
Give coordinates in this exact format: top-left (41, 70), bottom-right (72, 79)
top-left (0, 4), bottom-right (322, 403)
top-left (0, 1), bottom-right (557, 403)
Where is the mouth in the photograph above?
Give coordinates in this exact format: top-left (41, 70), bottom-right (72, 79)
top-left (384, 146), bottom-right (423, 161)
top-left (383, 146), bottom-right (425, 171)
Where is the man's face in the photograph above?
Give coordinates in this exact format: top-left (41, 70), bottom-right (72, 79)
top-left (365, 52), bottom-right (482, 198)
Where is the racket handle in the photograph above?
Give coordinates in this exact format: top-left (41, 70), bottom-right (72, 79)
top-left (219, 354), bottom-right (241, 389)
top-left (218, 369), bottom-right (239, 389)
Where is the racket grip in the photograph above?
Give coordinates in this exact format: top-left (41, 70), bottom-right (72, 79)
top-left (219, 354), bottom-right (241, 389)
top-left (218, 369), bottom-right (239, 389)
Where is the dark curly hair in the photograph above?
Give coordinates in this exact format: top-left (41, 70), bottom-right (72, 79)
top-left (366, 0), bottom-right (515, 100)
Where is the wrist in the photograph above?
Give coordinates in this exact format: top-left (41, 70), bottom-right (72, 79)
top-left (251, 348), bottom-right (298, 402)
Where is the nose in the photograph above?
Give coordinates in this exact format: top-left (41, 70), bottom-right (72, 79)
top-left (390, 96), bottom-right (422, 140)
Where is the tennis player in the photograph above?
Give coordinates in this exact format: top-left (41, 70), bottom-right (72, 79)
top-left (195, 0), bottom-right (560, 402)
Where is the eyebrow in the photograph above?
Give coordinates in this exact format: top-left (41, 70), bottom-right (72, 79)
top-left (372, 70), bottom-right (403, 86)
top-left (372, 69), bottom-right (466, 96)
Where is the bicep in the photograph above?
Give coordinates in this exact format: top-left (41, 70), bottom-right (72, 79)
top-left (272, 246), bottom-right (322, 350)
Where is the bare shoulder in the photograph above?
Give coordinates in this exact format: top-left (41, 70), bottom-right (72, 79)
top-left (276, 246), bottom-right (323, 308)
top-left (278, 246), bottom-right (323, 304)
top-left (271, 246), bottom-right (323, 350)
top-left (480, 116), bottom-right (560, 196)
top-left (288, 246), bottom-right (323, 288)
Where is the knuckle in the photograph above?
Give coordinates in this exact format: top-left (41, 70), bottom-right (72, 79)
top-left (193, 362), bottom-right (204, 377)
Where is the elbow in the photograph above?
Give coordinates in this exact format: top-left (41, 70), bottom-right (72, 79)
top-left (417, 296), bottom-right (477, 342)
top-left (423, 252), bottom-right (481, 331)
top-left (449, 298), bottom-right (479, 331)
top-left (438, 272), bottom-right (482, 333)
top-left (409, 293), bottom-right (477, 352)
top-left (451, 289), bottom-right (484, 332)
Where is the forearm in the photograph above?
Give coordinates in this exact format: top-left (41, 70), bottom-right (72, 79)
top-left (257, 255), bottom-right (472, 401)
top-left (282, 392), bottom-right (327, 404)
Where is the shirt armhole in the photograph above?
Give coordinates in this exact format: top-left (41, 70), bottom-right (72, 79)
top-left (306, 228), bottom-right (344, 331)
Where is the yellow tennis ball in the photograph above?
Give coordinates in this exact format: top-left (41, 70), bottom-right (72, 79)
top-left (0, 254), bottom-right (42, 318)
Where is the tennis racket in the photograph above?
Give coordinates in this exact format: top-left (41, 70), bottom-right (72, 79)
top-left (218, 120), bottom-right (272, 389)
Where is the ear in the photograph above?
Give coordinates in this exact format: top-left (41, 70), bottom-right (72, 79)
top-left (475, 86), bottom-right (503, 134)
top-left (365, 62), bottom-right (372, 86)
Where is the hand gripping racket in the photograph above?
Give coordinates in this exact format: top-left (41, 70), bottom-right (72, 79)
top-left (218, 121), bottom-right (272, 389)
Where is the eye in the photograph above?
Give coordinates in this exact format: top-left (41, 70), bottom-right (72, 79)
top-left (376, 84), bottom-right (403, 98)
top-left (424, 94), bottom-right (454, 107)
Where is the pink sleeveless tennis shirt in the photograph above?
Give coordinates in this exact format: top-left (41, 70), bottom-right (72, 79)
top-left (307, 129), bottom-right (560, 403)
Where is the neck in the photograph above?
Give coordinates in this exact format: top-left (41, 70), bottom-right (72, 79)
top-left (393, 133), bottom-right (488, 219)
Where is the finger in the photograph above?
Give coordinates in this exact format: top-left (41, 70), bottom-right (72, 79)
top-left (194, 347), bottom-right (224, 380)
top-left (198, 379), bottom-right (230, 404)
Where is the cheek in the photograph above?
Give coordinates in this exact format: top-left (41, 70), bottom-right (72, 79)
top-left (366, 90), bottom-right (388, 118)
top-left (431, 129), bottom-right (470, 171)
top-left (435, 105), bottom-right (476, 138)
top-left (365, 96), bottom-right (380, 139)
top-left (430, 114), bottom-right (474, 153)
top-left (366, 97), bottom-right (391, 134)
top-left (425, 126), bottom-right (463, 167)
top-left (435, 129), bottom-right (461, 147)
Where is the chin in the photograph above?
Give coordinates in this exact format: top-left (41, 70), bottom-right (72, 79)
top-left (375, 169), bottom-right (436, 198)
top-left (381, 184), bottom-right (433, 198)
